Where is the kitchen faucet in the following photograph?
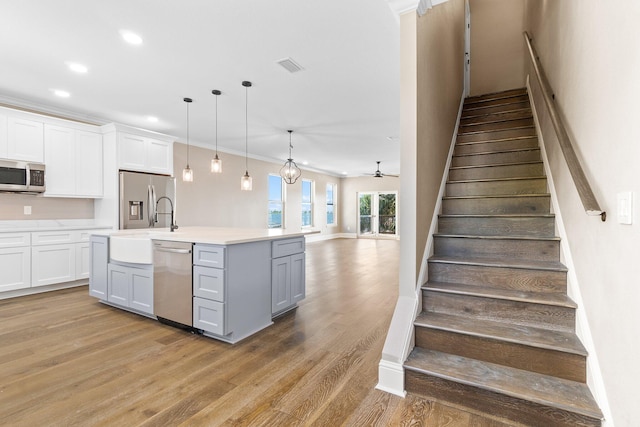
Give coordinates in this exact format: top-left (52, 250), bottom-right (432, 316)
top-left (155, 196), bottom-right (178, 232)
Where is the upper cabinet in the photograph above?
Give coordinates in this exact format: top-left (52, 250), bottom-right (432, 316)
top-left (44, 124), bottom-right (103, 198)
top-left (118, 132), bottom-right (173, 175)
top-left (0, 114), bottom-right (7, 158)
top-left (6, 117), bottom-right (44, 163)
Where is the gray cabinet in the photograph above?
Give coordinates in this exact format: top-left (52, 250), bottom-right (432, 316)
top-left (271, 238), bottom-right (306, 316)
top-left (193, 246), bottom-right (228, 336)
top-left (107, 262), bottom-right (153, 315)
top-left (89, 235), bottom-right (109, 299)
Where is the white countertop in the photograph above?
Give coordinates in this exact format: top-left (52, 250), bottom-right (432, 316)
top-left (0, 220), bottom-right (113, 233)
top-left (104, 226), bottom-right (318, 245)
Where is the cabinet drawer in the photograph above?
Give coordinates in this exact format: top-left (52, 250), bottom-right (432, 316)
top-left (193, 265), bottom-right (225, 302)
top-left (272, 237), bottom-right (305, 258)
top-left (32, 230), bottom-right (74, 245)
top-left (193, 244), bottom-right (225, 268)
top-left (0, 232), bottom-right (30, 248)
top-left (76, 229), bottom-right (108, 242)
top-left (193, 297), bottom-right (226, 336)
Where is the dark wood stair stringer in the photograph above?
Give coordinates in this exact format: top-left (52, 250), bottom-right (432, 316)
top-left (404, 87), bottom-right (603, 426)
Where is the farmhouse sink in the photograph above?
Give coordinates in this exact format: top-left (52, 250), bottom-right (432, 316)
top-left (110, 233), bottom-right (153, 264)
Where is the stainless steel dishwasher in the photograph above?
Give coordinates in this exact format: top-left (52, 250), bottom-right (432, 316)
top-left (153, 240), bottom-right (193, 327)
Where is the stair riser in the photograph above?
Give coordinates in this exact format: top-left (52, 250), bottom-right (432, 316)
top-left (442, 196), bottom-right (550, 215)
top-left (462, 101), bottom-right (531, 119)
top-left (452, 149), bottom-right (541, 167)
top-left (464, 93), bottom-right (530, 109)
top-left (457, 127), bottom-right (536, 144)
top-left (434, 236), bottom-right (559, 262)
top-left (422, 292), bottom-right (574, 332)
top-left (459, 118), bottom-right (534, 135)
top-left (415, 327), bottom-right (585, 382)
top-left (449, 163), bottom-right (544, 181)
top-left (460, 109), bottom-right (532, 126)
top-left (446, 178), bottom-right (547, 197)
top-left (438, 216), bottom-right (555, 237)
top-left (455, 137), bottom-right (539, 156)
top-left (427, 262), bottom-right (567, 293)
top-left (404, 372), bottom-right (601, 427)
top-left (465, 88), bottom-right (528, 103)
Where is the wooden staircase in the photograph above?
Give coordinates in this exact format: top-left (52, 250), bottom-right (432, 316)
top-left (404, 88), bottom-right (603, 426)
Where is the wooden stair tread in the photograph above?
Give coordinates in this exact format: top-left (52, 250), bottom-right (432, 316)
top-left (404, 348), bottom-right (602, 420)
top-left (443, 193), bottom-right (549, 200)
top-left (439, 213), bottom-right (555, 219)
top-left (458, 125), bottom-right (535, 136)
top-left (461, 107), bottom-right (532, 122)
top-left (447, 175), bottom-right (546, 184)
top-left (434, 233), bottom-right (560, 242)
top-left (456, 136), bottom-right (537, 146)
top-left (464, 89), bottom-right (528, 105)
top-left (423, 281), bottom-right (577, 309)
top-left (453, 147), bottom-right (539, 158)
top-left (428, 255), bottom-right (567, 272)
top-left (449, 160), bottom-right (542, 170)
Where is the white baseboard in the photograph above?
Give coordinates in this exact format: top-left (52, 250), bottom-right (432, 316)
top-left (305, 232), bottom-right (357, 243)
top-left (376, 359), bottom-right (407, 397)
top-left (0, 280), bottom-right (88, 300)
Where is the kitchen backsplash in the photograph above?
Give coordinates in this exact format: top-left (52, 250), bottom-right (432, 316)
top-left (0, 194), bottom-right (94, 220)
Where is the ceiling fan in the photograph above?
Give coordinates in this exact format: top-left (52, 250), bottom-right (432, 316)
top-left (368, 161), bottom-right (399, 178)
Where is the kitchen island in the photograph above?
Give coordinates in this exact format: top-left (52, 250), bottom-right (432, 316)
top-left (89, 227), bottom-right (314, 343)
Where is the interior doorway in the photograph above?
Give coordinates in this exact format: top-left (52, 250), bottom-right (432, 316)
top-left (358, 192), bottom-right (398, 238)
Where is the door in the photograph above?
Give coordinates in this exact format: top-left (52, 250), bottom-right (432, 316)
top-left (358, 192), bottom-right (398, 238)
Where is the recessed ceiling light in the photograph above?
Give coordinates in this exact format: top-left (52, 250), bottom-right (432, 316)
top-left (302, 161), bottom-right (309, 166)
top-left (342, 171), bottom-right (348, 175)
top-left (66, 62), bottom-right (88, 73)
top-left (52, 89), bottom-right (70, 98)
top-left (120, 30), bottom-right (143, 45)
top-left (147, 116), bottom-right (159, 123)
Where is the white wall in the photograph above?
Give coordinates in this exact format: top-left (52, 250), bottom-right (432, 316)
top-left (340, 176), bottom-right (400, 234)
top-left (173, 142), bottom-right (343, 237)
top-left (525, 1), bottom-right (640, 425)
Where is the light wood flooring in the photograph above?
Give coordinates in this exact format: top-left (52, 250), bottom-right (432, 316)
top-left (0, 238), bottom-right (515, 426)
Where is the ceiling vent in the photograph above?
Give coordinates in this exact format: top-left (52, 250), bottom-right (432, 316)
top-left (277, 57), bottom-right (304, 73)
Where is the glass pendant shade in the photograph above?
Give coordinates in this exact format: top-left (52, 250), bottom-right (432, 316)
top-left (280, 159), bottom-right (301, 184)
top-left (240, 170), bottom-right (252, 191)
top-left (182, 165), bottom-right (193, 182)
top-left (280, 130), bottom-right (301, 184)
top-left (210, 89), bottom-right (223, 174)
top-left (182, 97), bottom-right (193, 182)
top-left (210, 154), bottom-right (222, 173)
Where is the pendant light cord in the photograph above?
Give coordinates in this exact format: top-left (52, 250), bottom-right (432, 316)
top-left (186, 100), bottom-right (190, 166)
top-left (245, 84), bottom-right (248, 171)
top-left (215, 94), bottom-right (218, 155)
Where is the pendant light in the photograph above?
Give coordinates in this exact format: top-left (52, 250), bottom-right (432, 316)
top-left (280, 130), bottom-right (301, 184)
top-left (210, 89), bottom-right (223, 173)
top-left (182, 97), bottom-right (194, 182)
top-left (240, 81), bottom-right (252, 191)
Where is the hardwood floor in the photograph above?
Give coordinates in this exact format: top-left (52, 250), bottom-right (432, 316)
top-left (0, 238), bottom-right (514, 426)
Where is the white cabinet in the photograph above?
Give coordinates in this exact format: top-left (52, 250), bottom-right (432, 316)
top-left (7, 117), bottom-right (44, 162)
top-left (0, 232), bottom-right (31, 292)
top-left (89, 235), bottom-right (108, 299)
top-left (107, 262), bottom-right (154, 314)
top-left (271, 238), bottom-right (306, 316)
top-left (44, 124), bottom-right (103, 198)
top-left (76, 242), bottom-right (91, 279)
top-left (0, 114), bottom-right (7, 158)
top-left (118, 132), bottom-right (173, 175)
top-left (31, 244), bottom-right (76, 287)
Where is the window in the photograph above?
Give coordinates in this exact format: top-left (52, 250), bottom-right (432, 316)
top-left (326, 183), bottom-right (336, 226)
top-left (268, 174), bottom-right (284, 228)
top-left (301, 179), bottom-right (313, 227)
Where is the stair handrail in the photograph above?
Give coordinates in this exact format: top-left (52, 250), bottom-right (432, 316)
top-left (523, 31), bottom-right (606, 221)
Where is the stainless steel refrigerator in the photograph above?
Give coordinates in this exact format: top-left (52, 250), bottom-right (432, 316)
top-left (119, 171), bottom-right (176, 230)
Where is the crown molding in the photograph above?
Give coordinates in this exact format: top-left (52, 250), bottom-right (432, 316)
top-left (387, 0), bottom-right (449, 17)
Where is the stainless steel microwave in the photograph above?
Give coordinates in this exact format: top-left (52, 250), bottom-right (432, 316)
top-left (0, 160), bottom-right (45, 193)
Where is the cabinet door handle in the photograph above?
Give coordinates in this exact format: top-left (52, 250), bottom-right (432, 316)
top-left (154, 247), bottom-right (191, 254)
